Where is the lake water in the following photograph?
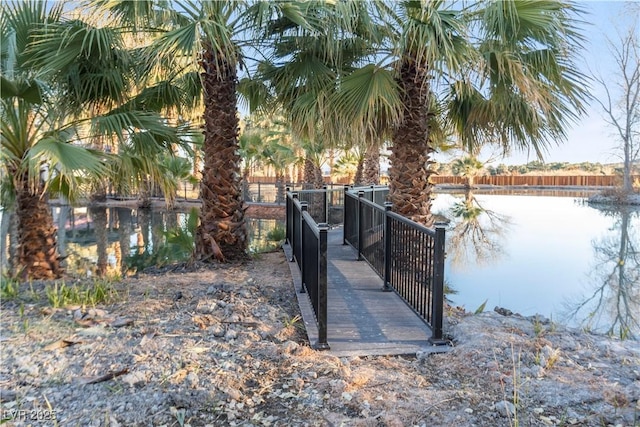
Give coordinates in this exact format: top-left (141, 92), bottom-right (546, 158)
top-left (0, 205), bottom-right (284, 278)
top-left (431, 189), bottom-right (639, 338)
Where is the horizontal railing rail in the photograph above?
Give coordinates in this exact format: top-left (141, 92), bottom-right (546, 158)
top-left (343, 188), bottom-right (447, 344)
top-left (285, 191), bottom-right (330, 350)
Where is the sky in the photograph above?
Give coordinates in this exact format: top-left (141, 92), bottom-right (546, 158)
top-left (467, 1), bottom-right (638, 166)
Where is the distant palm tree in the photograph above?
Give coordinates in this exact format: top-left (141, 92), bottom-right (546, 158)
top-left (451, 156), bottom-right (485, 189)
top-left (256, 1), bottom-right (395, 189)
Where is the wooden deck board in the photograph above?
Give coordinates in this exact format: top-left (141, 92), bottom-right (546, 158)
top-left (284, 227), bottom-right (448, 357)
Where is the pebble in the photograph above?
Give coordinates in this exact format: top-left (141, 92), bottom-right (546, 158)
top-left (494, 400), bottom-right (516, 417)
top-left (1, 256), bottom-right (638, 427)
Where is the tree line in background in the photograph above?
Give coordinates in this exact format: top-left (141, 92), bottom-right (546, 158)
top-left (4, 0), bottom-right (630, 280)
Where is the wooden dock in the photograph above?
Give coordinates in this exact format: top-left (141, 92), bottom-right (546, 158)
top-left (284, 228), bottom-right (448, 357)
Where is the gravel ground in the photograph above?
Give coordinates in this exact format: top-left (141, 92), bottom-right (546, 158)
top-left (1, 251), bottom-right (639, 427)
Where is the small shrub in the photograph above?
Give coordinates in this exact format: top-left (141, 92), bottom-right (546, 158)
top-left (45, 279), bottom-right (119, 308)
top-left (0, 276), bottom-right (20, 301)
top-left (267, 225), bottom-right (286, 243)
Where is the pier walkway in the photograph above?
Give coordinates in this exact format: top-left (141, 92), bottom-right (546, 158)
top-left (284, 227), bottom-right (447, 357)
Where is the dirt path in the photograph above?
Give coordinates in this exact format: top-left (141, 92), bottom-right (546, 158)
top-left (1, 251), bottom-right (638, 426)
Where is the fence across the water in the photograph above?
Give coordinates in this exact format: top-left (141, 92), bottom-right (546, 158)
top-left (431, 174), bottom-right (639, 187)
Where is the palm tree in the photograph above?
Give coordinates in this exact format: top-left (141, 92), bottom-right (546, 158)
top-left (332, 148), bottom-right (362, 185)
top-left (451, 156), bottom-right (485, 189)
top-left (92, 0), bottom-right (310, 262)
top-left (256, 1), bottom-right (397, 190)
top-left (324, 1), bottom-right (590, 226)
top-left (1, 2), bottom-right (107, 279)
top-left (2, 1), bottom-right (187, 279)
top-left (362, 141), bottom-right (382, 185)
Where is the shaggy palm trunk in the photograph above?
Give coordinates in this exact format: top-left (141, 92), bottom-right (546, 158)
top-left (296, 163), bottom-right (304, 184)
top-left (275, 170), bottom-right (285, 204)
top-left (15, 179), bottom-right (63, 279)
top-left (313, 162), bottom-right (324, 189)
top-left (353, 158), bottom-right (364, 186)
top-left (303, 157), bottom-right (315, 190)
top-left (194, 46), bottom-right (247, 262)
top-left (363, 143), bottom-right (380, 185)
top-left (116, 207), bottom-right (132, 275)
top-left (389, 59), bottom-right (435, 227)
top-left (90, 206), bottom-right (108, 276)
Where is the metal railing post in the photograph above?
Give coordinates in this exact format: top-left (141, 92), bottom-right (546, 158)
top-left (322, 185), bottom-right (328, 224)
top-left (343, 185), bottom-right (350, 245)
top-left (299, 202), bottom-right (308, 293)
top-left (383, 202), bottom-right (393, 292)
top-left (357, 190), bottom-right (365, 260)
top-left (285, 189), bottom-right (291, 245)
top-left (316, 223), bottom-right (330, 350)
top-left (289, 192), bottom-right (298, 261)
top-left (429, 222), bottom-right (447, 345)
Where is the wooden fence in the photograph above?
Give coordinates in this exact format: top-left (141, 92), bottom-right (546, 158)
top-left (430, 175), bottom-right (639, 187)
top-left (247, 174), bottom-right (638, 187)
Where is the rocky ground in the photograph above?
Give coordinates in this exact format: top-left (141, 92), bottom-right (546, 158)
top-left (1, 251), bottom-right (639, 427)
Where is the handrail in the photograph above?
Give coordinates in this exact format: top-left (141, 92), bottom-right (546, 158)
top-left (343, 188), bottom-right (447, 344)
top-left (285, 191), bottom-right (330, 350)
top-left (286, 185), bottom-right (448, 348)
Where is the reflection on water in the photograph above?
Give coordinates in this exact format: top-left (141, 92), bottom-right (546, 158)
top-left (446, 189), bottom-right (512, 269)
top-left (433, 191), bottom-right (640, 338)
top-left (0, 205), bottom-right (284, 277)
top-left (566, 205), bottom-right (639, 339)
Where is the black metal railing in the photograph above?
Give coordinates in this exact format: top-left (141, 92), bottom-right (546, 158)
top-left (244, 182), bottom-right (346, 204)
top-left (343, 187), bottom-right (447, 343)
top-left (292, 186), bottom-right (344, 226)
top-left (285, 192), bottom-right (330, 350)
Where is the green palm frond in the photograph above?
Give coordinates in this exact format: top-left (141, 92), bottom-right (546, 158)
top-left (90, 110), bottom-right (180, 145)
top-left (333, 64), bottom-right (401, 130)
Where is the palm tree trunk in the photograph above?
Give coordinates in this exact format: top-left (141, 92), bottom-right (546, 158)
top-left (90, 206), bottom-right (108, 276)
top-left (389, 59), bottom-right (435, 227)
top-left (363, 143), bottom-right (380, 185)
top-left (194, 45), bottom-right (247, 262)
top-left (15, 179), bottom-right (63, 279)
top-left (354, 157), bottom-right (364, 186)
top-left (313, 162), bottom-right (324, 189)
top-left (303, 157), bottom-right (315, 190)
top-left (275, 170), bottom-right (285, 204)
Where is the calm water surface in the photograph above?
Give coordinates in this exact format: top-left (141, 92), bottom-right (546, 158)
top-left (432, 190), bottom-right (639, 337)
top-left (0, 206), bottom-right (283, 277)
